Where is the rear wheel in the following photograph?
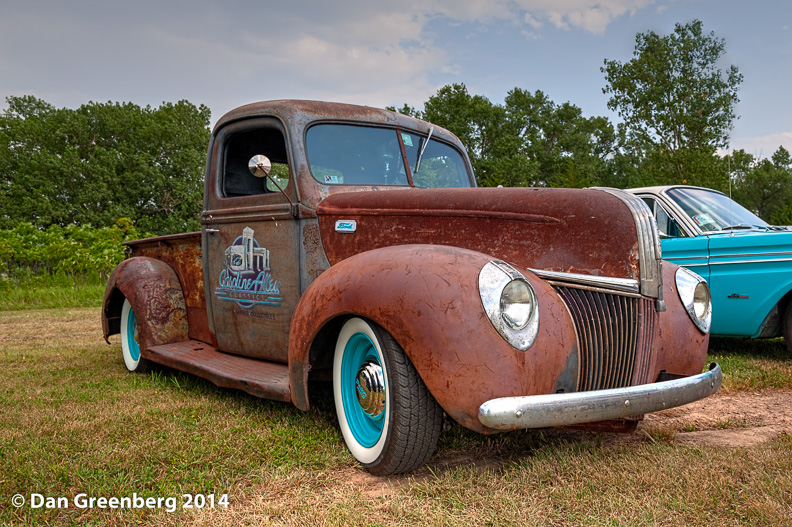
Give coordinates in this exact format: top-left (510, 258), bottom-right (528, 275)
top-left (120, 298), bottom-right (151, 373)
top-left (783, 302), bottom-right (792, 354)
top-left (333, 317), bottom-right (443, 475)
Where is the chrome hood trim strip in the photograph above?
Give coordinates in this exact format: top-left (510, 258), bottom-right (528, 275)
top-left (529, 268), bottom-right (640, 295)
top-left (592, 188), bottom-right (664, 302)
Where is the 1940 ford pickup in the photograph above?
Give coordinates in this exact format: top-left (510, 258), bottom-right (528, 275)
top-left (102, 100), bottom-right (721, 475)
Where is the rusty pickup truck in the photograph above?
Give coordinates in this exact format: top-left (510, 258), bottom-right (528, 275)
top-left (102, 100), bottom-right (721, 475)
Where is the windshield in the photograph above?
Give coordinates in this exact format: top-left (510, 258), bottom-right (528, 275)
top-left (306, 124), bottom-right (472, 188)
top-left (666, 187), bottom-right (769, 233)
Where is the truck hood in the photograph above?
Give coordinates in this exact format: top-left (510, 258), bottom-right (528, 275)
top-left (316, 187), bottom-right (644, 281)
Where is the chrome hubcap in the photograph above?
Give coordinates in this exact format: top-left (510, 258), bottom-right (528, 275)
top-left (355, 361), bottom-right (385, 418)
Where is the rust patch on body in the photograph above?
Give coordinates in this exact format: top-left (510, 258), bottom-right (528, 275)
top-left (317, 187), bottom-right (639, 280)
top-left (102, 257), bottom-right (189, 355)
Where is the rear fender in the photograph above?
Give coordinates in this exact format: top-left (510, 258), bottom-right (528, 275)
top-left (102, 257), bottom-right (189, 354)
top-left (287, 244), bottom-right (577, 433)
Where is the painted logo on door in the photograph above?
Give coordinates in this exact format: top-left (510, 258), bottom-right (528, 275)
top-left (215, 227), bottom-right (283, 308)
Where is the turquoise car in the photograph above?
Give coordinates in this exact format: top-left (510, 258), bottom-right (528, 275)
top-left (628, 185), bottom-right (792, 351)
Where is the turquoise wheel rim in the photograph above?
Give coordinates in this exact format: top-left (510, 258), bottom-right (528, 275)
top-left (340, 332), bottom-right (386, 447)
top-left (126, 306), bottom-right (141, 362)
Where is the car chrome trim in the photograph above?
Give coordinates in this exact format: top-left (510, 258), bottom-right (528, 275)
top-left (478, 363), bottom-right (721, 430)
top-left (711, 251), bottom-right (792, 258)
top-left (667, 255), bottom-right (709, 261)
top-left (592, 188), bottom-right (663, 302)
top-left (529, 268), bottom-right (640, 295)
top-left (710, 257), bottom-right (792, 266)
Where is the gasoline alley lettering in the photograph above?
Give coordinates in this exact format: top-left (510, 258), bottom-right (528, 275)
top-left (214, 227), bottom-right (284, 308)
top-left (217, 269), bottom-right (281, 295)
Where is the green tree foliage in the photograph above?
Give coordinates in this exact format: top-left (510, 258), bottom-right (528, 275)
top-left (0, 218), bottom-right (141, 280)
top-left (602, 20), bottom-right (743, 185)
top-left (0, 96), bottom-right (211, 234)
top-left (730, 147), bottom-right (792, 223)
top-left (396, 83), bottom-right (615, 188)
top-left (420, 84), bottom-right (518, 186)
top-left (503, 88), bottom-right (616, 188)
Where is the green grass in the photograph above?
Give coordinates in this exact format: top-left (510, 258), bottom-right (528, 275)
top-left (708, 336), bottom-right (792, 391)
top-left (0, 308), bottom-right (347, 525)
top-left (0, 274), bottom-right (105, 310)
top-left (1, 308), bottom-right (791, 526)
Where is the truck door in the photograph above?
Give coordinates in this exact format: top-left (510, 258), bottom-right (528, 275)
top-left (202, 119), bottom-right (300, 363)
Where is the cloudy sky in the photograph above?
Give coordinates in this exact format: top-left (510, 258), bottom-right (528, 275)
top-left (1, 0), bottom-right (790, 157)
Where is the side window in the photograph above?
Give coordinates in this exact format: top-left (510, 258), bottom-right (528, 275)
top-left (223, 127), bottom-right (290, 197)
top-left (640, 196), bottom-right (686, 238)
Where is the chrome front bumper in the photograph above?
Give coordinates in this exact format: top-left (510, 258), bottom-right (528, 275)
top-left (478, 363), bottom-right (721, 431)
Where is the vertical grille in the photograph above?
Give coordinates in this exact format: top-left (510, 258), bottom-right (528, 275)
top-left (555, 286), bottom-right (656, 392)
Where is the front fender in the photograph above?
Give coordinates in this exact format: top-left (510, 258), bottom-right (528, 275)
top-left (287, 244), bottom-right (577, 433)
top-left (652, 262), bottom-right (711, 376)
top-left (102, 257), bottom-right (189, 354)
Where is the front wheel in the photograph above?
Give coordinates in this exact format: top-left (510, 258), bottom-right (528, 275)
top-left (120, 298), bottom-right (151, 373)
top-left (333, 317), bottom-right (443, 475)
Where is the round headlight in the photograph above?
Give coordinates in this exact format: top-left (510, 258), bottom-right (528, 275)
top-left (674, 267), bottom-right (712, 334)
top-left (500, 279), bottom-right (535, 330)
top-left (693, 281), bottom-right (711, 320)
top-left (479, 261), bottom-right (540, 350)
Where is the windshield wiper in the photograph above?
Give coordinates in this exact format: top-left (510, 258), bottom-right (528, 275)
top-left (414, 127), bottom-right (434, 174)
top-left (721, 224), bottom-right (767, 231)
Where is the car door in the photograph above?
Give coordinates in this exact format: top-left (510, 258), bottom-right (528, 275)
top-left (203, 119), bottom-right (300, 363)
top-left (707, 233), bottom-right (788, 337)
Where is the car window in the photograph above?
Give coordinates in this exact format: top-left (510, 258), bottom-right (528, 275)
top-left (666, 187), bottom-right (769, 233)
top-left (223, 127), bottom-right (290, 197)
top-left (305, 124), bottom-right (472, 188)
top-left (640, 196), bottom-right (687, 238)
top-left (400, 131), bottom-right (471, 188)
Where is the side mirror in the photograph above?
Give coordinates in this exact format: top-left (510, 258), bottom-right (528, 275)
top-left (248, 155), bottom-right (271, 178)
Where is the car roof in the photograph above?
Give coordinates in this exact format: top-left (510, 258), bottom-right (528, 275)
top-left (628, 184), bottom-right (727, 197)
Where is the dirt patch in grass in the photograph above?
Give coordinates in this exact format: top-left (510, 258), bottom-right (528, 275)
top-left (642, 388), bottom-right (792, 448)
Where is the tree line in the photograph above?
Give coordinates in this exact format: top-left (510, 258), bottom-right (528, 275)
top-left (0, 96), bottom-right (210, 235)
top-left (2, 19), bottom-right (791, 240)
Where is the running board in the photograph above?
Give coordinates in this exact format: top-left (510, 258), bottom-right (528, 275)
top-left (145, 340), bottom-right (291, 402)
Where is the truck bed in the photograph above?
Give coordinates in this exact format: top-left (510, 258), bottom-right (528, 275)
top-left (124, 232), bottom-right (212, 344)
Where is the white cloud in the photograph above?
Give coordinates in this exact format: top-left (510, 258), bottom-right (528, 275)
top-left (187, 1), bottom-right (658, 111)
top-left (512, 0), bottom-right (655, 34)
top-left (524, 12), bottom-right (544, 29)
top-left (727, 132), bottom-right (792, 158)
